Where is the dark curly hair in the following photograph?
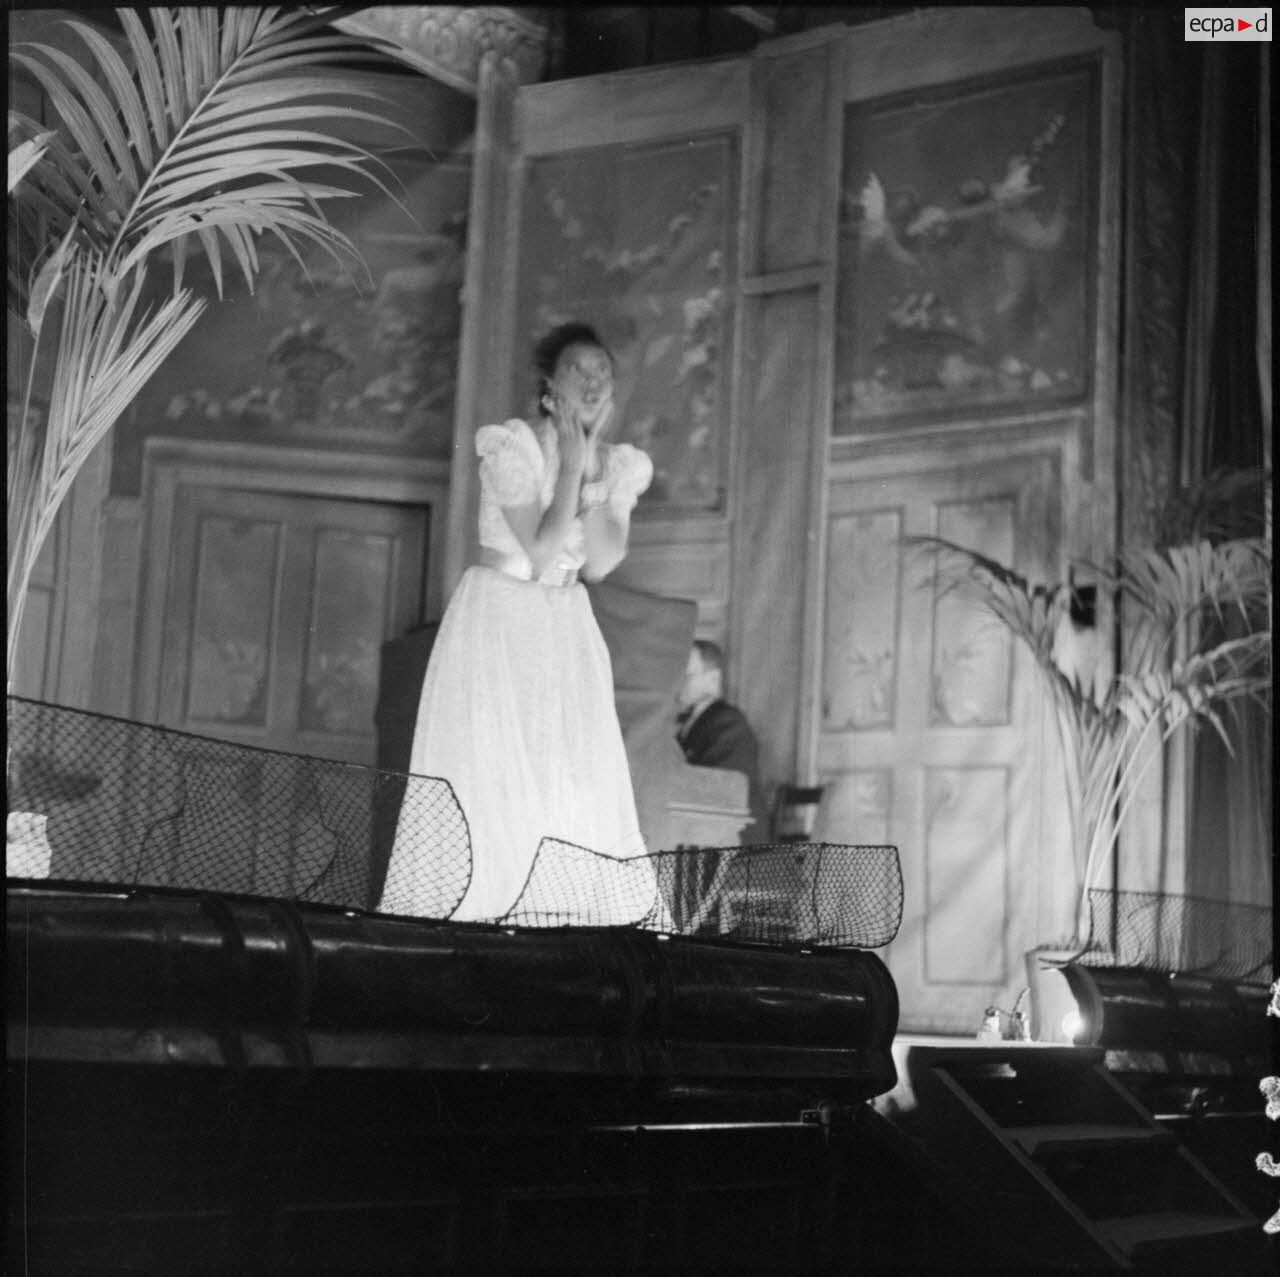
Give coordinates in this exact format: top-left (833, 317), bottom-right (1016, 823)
top-left (532, 322), bottom-right (611, 417)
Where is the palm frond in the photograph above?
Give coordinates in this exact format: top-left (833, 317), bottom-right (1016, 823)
top-left (62, 19), bottom-right (155, 171)
top-left (27, 224), bottom-right (77, 338)
top-left (148, 9), bottom-right (186, 131)
top-left (8, 249), bottom-right (206, 659)
top-left (8, 132), bottom-right (53, 193)
top-left (9, 112), bottom-right (98, 232)
top-left (1110, 538), bottom-right (1270, 628)
top-left (9, 50), bottom-right (124, 209)
top-left (13, 9), bottom-right (412, 295)
top-left (905, 527), bottom-right (1271, 939)
top-left (6, 64), bottom-right (119, 237)
top-left (7, 6), bottom-right (418, 684)
top-left (35, 40), bottom-right (141, 196)
top-left (117, 9), bottom-right (170, 148)
top-left (906, 533), bottom-right (1073, 681)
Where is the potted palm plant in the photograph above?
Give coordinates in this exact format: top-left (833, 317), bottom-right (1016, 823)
top-left (909, 473), bottom-right (1271, 952)
top-left (7, 6), bottom-right (409, 684)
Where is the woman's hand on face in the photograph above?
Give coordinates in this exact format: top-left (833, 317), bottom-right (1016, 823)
top-left (549, 394), bottom-right (587, 475)
top-left (582, 392), bottom-right (614, 444)
top-left (580, 392), bottom-right (614, 477)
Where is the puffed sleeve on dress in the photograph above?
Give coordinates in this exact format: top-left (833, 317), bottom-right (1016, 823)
top-left (475, 419), bottom-right (543, 506)
top-left (600, 443), bottom-right (653, 516)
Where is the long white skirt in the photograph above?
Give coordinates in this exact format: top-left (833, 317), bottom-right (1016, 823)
top-left (378, 566), bottom-right (659, 925)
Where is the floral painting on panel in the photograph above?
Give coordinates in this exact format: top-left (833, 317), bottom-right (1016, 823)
top-left (835, 62), bottom-right (1097, 431)
top-left (118, 156), bottom-right (471, 493)
top-left (515, 134), bottom-right (738, 511)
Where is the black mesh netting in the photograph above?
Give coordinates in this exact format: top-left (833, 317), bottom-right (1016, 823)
top-left (1076, 887), bottom-right (1273, 982)
top-left (507, 839), bottom-right (903, 948)
top-left (5, 696), bottom-right (471, 915)
top-left (6, 697), bottom-right (903, 947)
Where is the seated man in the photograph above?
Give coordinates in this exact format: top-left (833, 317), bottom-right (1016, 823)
top-left (676, 640), bottom-right (766, 842)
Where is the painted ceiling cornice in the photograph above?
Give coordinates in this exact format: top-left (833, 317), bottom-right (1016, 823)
top-left (335, 6), bottom-right (551, 95)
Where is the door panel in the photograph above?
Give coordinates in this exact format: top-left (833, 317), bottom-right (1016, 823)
top-left (299, 526), bottom-right (402, 739)
top-left (159, 485), bottom-right (428, 764)
top-left (818, 448), bottom-right (1067, 1033)
top-left (181, 511), bottom-right (280, 728)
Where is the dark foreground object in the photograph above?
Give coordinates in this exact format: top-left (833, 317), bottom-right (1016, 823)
top-left (14, 884), bottom-right (1272, 1274)
top-left (8, 882), bottom-right (955, 1274)
top-left (896, 1040), bottom-right (1275, 1277)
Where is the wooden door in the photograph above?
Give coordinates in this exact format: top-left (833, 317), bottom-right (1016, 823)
top-left (818, 439), bottom-right (1075, 1033)
top-left (156, 484), bottom-right (429, 765)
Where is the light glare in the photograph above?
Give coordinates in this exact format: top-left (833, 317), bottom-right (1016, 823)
top-left (1061, 1010), bottom-right (1085, 1042)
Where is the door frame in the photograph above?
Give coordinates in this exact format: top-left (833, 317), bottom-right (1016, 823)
top-left (134, 437), bottom-right (450, 724)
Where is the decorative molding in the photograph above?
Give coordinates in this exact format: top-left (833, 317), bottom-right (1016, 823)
top-left (338, 7), bottom-right (550, 97)
top-left (828, 407), bottom-right (1088, 473)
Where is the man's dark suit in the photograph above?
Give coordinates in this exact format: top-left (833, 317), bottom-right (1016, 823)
top-left (679, 699), bottom-right (766, 840)
top-left (680, 700), bottom-right (756, 772)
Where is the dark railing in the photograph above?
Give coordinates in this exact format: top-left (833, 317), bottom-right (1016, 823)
top-left (6, 697), bottom-right (902, 948)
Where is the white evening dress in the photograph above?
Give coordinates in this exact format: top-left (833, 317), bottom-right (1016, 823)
top-left (378, 417), bottom-right (664, 925)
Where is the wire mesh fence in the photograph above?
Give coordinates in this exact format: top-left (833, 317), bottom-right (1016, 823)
top-left (1077, 887), bottom-right (1273, 982)
top-left (6, 697), bottom-right (902, 948)
top-left (6, 695), bottom-right (471, 915)
top-left (505, 839), bottom-right (904, 947)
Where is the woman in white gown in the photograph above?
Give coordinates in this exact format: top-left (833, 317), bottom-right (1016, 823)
top-left (379, 323), bottom-right (663, 925)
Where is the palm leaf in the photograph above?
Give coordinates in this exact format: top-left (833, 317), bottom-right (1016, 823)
top-left (1110, 538), bottom-right (1270, 634)
top-left (9, 49), bottom-right (130, 212)
top-left (907, 534), bottom-right (1073, 680)
top-left (14, 8), bottom-right (411, 294)
top-left (149, 9), bottom-right (186, 130)
top-left (36, 40), bottom-right (140, 195)
top-left (180, 9), bottom-right (219, 103)
top-left (120, 187), bottom-right (364, 293)
top-left (8, 133), bottom-right (53, 193)
top-left (117, 9), bottom-right (170, 148)
top-left (181, 101), bottom-right (400, 143)
top-left (8, 250), bottom-right (206, 659)
top-left (906, 528), bottom-right (1271, 940)
top-left (7, 6), bottom-right (418, 684)
top-left (64, 19), bottom-right (155, 170)
top-left (9, 111), bottom-right (98, 229)
top-left (7, 58), bottom-right (120, 235)
top-left (27, 224), bottom-right (77, 337)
